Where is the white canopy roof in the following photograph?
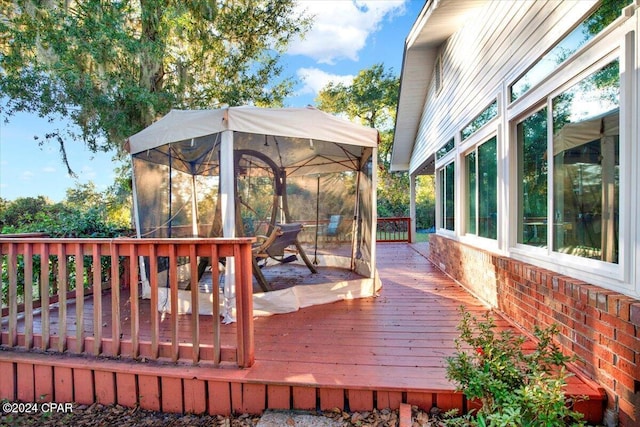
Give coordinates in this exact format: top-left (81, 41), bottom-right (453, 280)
top-left (553, 109), bottom-right (619, 156)
top-left (126, 106), bottom-right (379, 155)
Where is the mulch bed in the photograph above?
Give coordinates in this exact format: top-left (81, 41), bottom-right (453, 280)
top-left (1, 403), bottom-right (444, 427)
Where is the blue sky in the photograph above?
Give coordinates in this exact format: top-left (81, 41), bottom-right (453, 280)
top-left (0, 0), bottom-right (422, 202)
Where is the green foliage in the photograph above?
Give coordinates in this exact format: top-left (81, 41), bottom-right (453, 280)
top-left (1, 184), bottom-right (128, 306)
top-left (0, 0), bottom-right (310, 172)
top-left (1, 182), bottom-right (130, 237)
top-left (444, 307), bottom-right (586, 427)
top-left (315, 64), bottom-right (415, 220)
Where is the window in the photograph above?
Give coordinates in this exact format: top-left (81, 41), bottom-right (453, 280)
top-left (510, 0), bottom-right (632, 101)
top-left (466, 137), bottom-right (497, 239)
top-left (462, 100), bottom-right (498, 140)
top-left (517, 108), bottom-right (548, 246)
top-left (552, 60), bottom-right (619, 263)
top-left (439, 162), bottom-right (455, 231)
top-left (436, 138), bottom-right (455, 160)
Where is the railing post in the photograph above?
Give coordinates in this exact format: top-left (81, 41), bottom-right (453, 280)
top-left (234, 242), bottom-right (255, 368)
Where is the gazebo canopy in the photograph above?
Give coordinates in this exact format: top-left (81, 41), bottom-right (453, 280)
top-left (126, 106), bottom-right (379, 177)
top-left (126, 106), bottom-right (381, 319)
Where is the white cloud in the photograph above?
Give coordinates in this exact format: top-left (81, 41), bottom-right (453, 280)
top-left (21, 170), bottom-right (35, 181)
top-left (296, 67), bottom-right (354, 98)
top-left (42, 166), bottom-right (56, 173)
top-left (290, 0), bottom-right (407, 64)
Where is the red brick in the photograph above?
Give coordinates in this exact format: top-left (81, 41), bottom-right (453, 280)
top-left (599, 337), bottom-right (635, 363)
top-left (586, 315), bottom-right (614, 338)
top-left (399, 403), bottom-right (412, 427)
top-left (618, 395), bottom-right (639, 426)
top-left (630, 303), bottom-right (640, 327)
top-left (615, 329), bottom-right (640, 354)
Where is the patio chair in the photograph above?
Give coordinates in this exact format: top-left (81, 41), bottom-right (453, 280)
top-left (324, 214), bottom-right (342, 241)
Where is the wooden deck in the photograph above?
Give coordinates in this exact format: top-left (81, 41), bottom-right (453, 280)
top-left (0, 243), bottom-right (605, 421)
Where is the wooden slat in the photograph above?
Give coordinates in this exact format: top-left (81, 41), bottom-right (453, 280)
top-left (75, 242), bottom-right (84, 353)
top-left (129, 245), bottom-right (139, 358)
top-left (169, 244), bottom-right (179, 362)
top-left (110, 242), bottom-right (121, 356)
top-left (7, 243), bottom-right (18, 347)
top-left (56, 243), bottom-right (67, 353)
top-left (210, 244), bottom-right (221, 365)
top-left (23, 243), bottom-right (34, 349)
top-left (40, 243), bottom-right (51, 350)
top-left (149, 244), bottom-right (159, 359)
top-left (189, 245), bottom-right (200, 364)
top-left (92, 244), bottom-right (102, 356)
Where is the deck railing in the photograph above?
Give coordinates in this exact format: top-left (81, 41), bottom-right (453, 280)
top-left (377, 217), bottom-right (412, 242)
top-left (0, 237), bottom-right (255, 368)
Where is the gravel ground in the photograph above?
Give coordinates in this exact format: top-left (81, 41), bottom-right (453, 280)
top-left (0, 403), bottom-right (445, 427)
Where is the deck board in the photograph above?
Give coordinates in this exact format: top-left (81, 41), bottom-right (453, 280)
top-left (1, 242), bottom-right (605, 418)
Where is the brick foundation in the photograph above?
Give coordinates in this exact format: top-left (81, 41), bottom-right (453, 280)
top-left (429, 234), bottom-right (640, 427)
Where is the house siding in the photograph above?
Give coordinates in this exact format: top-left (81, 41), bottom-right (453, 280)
top-left (410, 1), bottom-right (596, 173)
top-left (429, 234), bottom-right (640, 426)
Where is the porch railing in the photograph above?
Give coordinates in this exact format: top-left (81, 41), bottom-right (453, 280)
top-left (0, 237), bottom-right (255, 368)
top-left (377, 217), bottom-right (412, 242)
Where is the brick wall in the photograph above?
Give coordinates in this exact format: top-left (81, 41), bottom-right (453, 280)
top-left (428, 234), bottom-right (640, 427)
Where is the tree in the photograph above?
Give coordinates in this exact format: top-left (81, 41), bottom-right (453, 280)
top-left (316, 64), bottom-right (412, 218)
top-left (0, 0), bottom-right (310, 173)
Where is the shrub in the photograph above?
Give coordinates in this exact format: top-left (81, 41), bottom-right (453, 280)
top-left (444, 307), bottom-right (585, 426)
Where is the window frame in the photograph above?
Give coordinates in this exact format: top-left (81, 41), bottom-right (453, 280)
top-left (506, 12), bottom-right (634, 289)
top-left (437, 159), bottom-right (456, 234)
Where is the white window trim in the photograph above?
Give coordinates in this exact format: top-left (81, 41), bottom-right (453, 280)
top-left (505, 13), bottom-right (638, 296)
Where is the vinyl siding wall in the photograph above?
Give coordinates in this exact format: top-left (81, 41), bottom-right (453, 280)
top-left (410, 1), bottom-right (596, 173)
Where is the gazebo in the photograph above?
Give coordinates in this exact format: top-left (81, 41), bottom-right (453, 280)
top-left (125, 106), bottom-right (380, 320)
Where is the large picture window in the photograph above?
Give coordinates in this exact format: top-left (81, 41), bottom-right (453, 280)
top-left (466, 137), bottom-right (497, 239)
top-left (552, 60), bottom-right (619, 263)
top-left (517, 108), bottom-right (548, 246)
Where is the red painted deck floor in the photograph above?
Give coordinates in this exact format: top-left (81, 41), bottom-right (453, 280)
top-left (1, 243), bottom-right (605, 419)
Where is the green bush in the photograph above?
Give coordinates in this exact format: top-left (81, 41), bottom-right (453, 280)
top-left (444, 307), bottom-right (586, 427)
